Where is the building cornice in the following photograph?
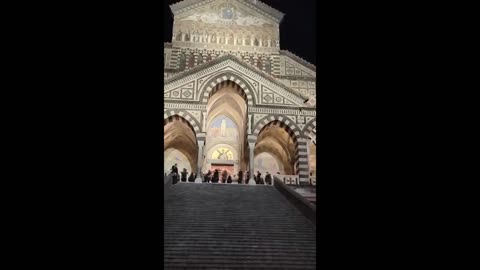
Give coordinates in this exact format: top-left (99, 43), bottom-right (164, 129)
top-left (280, 50), bottom-right (316, 72)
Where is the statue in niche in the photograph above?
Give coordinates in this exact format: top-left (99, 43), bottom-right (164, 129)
top-left (176, 31), bottom-right (182, 41)
top-left (211, 34), bottom-right (216, 43)
top-left (254, 38), bottom-right (259, 46)
top-left (185, 33), bottom-right (190, 42)
top-left (204, 32), bottom-right (209, 42)
top-left (237, 38), bottom-right (242, 45)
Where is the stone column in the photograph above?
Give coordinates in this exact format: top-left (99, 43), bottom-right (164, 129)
top-left (306, 137), bottom-right (311, 184)
top-left (195, 140), bottom-right (204, 183)
top-left (248, 114), bottom-right (252, 134)
top-left (248, 142), bottom-right (256, 185)
top-left (202, 112), bottom-right (207, 132)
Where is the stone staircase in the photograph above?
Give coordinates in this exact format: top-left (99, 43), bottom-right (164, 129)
top-left (164, 183), bottom-right (316, 269)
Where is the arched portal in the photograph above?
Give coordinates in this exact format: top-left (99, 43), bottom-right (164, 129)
top-left (254, 121), bottom-right (298, 177)
top-left (204, 80), bottom-right (248, 178)
top-left (164, 115), bottom-right (198, 175)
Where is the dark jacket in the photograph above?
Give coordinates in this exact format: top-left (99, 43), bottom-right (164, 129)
top-left (265, 173), bottom-right (272, 184)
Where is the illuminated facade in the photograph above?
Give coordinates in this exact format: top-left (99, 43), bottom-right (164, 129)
top-left (164, 0), bottom-right (316, 186)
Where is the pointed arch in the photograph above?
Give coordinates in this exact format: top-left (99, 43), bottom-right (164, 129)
top-left (252, 118), bottom-right (302, 175)
top-left (163, 110), bottom-right (201, 135)
top-left (252, 115), bottom-right (302, 138)
top-left (199, 72), bottom-right (256, 105)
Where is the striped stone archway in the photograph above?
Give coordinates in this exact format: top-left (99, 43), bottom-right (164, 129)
top-left (199, 72), bottom-right (255, 106)
top-left (163, 110), bottom-right (201, 135)
top-left (302, 117), bottom-right (316, 138)
top-left (249, 115), bottom-right (309, 181)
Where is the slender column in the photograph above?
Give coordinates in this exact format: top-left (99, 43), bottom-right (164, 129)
top-left (306, 137), bottom-right (311, 184)
top-left (202, 112), bottom-right (207, 131)
top-left (248, 142), bottom-right (256, 185)
top-left (195, 140), bottom-right (204, 183)
top-left (248, 114), bottom-right (252, 134)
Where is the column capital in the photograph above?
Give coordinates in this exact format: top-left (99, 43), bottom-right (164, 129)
top-left (196, 133), bottom-right (206, 141)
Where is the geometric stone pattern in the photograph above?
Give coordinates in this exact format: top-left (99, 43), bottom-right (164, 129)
top-left (165, 55), bottom-right (308, 107)
top-left (164, 183), bottom-right (316, 269)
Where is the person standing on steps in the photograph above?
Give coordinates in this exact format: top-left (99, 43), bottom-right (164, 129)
top-left (181, 168), bottom-right (188, 182)
top-left (205, 170), bottom-right (212, 183)
top-left (188, 172), bottom-right (195, 182)
top-left (213, 169), bottom-right (219, 183)
top-left (265, 172), bottom-right (272, 185)
top-left (222, 170), bottom-right (228, 184)
top-left (171, 164), bottom-right (179, 184)
top-left (238, 170), bottom-right (243, 184)
top-left (256, 171), bottom-right (262, 184)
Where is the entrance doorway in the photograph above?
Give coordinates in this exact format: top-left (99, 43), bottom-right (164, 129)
top-left (211, 164), bottom-right (234, 175)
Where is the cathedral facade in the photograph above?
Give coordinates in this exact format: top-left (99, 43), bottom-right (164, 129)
top-left (164, 0), bottom-right (316, 186)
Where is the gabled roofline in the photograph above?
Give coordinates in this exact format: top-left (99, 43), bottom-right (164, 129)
top-left (280, 50), bottom-right (316, 72)
top-left (164, 54), bottom-right (309, 101)
top-left (170, 0), bottom-right (284, 23)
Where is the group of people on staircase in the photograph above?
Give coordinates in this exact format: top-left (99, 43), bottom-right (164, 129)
top-left (169, 164), bottom-right (273, 185)
top-left (203, 169), bottom-right (272, 185)
top-left (170, 164), bottom-right (196, 184)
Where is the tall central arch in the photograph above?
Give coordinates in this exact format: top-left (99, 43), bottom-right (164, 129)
top-left (203, 80), bottom-right (249, 179)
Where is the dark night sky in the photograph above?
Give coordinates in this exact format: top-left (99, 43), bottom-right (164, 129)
top-left (164, 0), bottom-right (316, 65)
